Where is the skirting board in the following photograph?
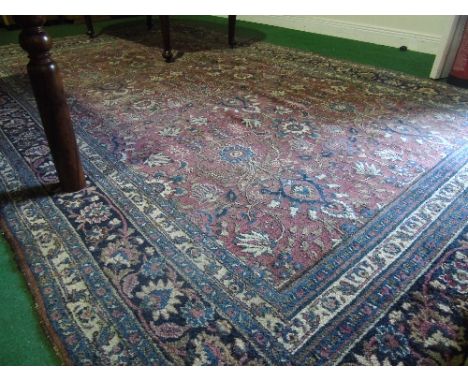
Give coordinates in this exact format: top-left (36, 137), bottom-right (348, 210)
top-left (237, 16), bottom-right (441, 55)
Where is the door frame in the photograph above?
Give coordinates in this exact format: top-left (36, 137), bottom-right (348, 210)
top-left (430, 15), bottom-right (467, 79)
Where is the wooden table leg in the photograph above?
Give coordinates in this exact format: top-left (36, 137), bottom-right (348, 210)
top-left (14, 16), bottom-right (86, 192)
top-left (84, 16), bottom-right (95, 38)
top-left (159, 16), bottom-right (173, 63)
top-left (228, 15), bottom-right (237, 48)
top-left (146, 16), bottom-right (153, 30)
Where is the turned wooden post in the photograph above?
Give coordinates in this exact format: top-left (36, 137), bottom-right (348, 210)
top-left (159, 16), bottom-right (173, 63)
top-left (228, 15), bottom-right (237, 48)
top-left (15, 16), bottom-right (86, 192)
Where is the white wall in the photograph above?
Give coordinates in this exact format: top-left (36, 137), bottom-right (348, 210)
top-left (232, 16), bottom-right (460, 78)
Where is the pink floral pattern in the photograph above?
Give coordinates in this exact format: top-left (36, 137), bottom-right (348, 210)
top-left (0, 20), bottom-right (466, 365)
top-left (29, 24), bottom-right (465, 288)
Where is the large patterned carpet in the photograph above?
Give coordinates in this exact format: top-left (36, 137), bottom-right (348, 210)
top-left (0, 22), bottom-right (467, 365)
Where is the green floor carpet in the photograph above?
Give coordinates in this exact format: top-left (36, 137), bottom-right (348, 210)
top-left (0, 15), bottom-right (437, 365)
top-left (0, 237), bottom-right (60, 365)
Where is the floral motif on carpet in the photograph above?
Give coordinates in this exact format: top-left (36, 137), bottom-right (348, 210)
top-left (0, 22), bottom-right (467, 364)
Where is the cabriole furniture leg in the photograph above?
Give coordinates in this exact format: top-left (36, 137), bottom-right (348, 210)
top-left (159, 16), bottom-right (173, 63)
top-left (84, 16), bottom-right (95, 38)
top-left (228, 15), bottom-right (236, 48)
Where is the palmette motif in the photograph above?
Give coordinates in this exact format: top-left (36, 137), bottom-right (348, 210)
top-left (0, 21), bottom-right (467, 364)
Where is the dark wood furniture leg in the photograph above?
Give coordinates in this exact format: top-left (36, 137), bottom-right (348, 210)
top-left (228, 15), bottom-right (237, 48)
top-left (159, 16), bottom-right (173, 63)
top-left (14, 16), bottom-right (86, 192)
top-left (146, 16), bottom-right (153, 30)
top-left (84, 16), bottom-right (95, 38)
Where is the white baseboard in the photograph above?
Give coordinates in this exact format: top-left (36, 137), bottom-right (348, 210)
top-left (237, 16), bottom-right (441, 55)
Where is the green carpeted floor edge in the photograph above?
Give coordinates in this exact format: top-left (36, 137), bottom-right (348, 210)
top-left (0, 235), bottom-right (60, 365)
top-left (0, 15), bottom-right (436, 365)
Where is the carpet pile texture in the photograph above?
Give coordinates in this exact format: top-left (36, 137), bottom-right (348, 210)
top-left (0, 22), bottom-right (467, 365)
